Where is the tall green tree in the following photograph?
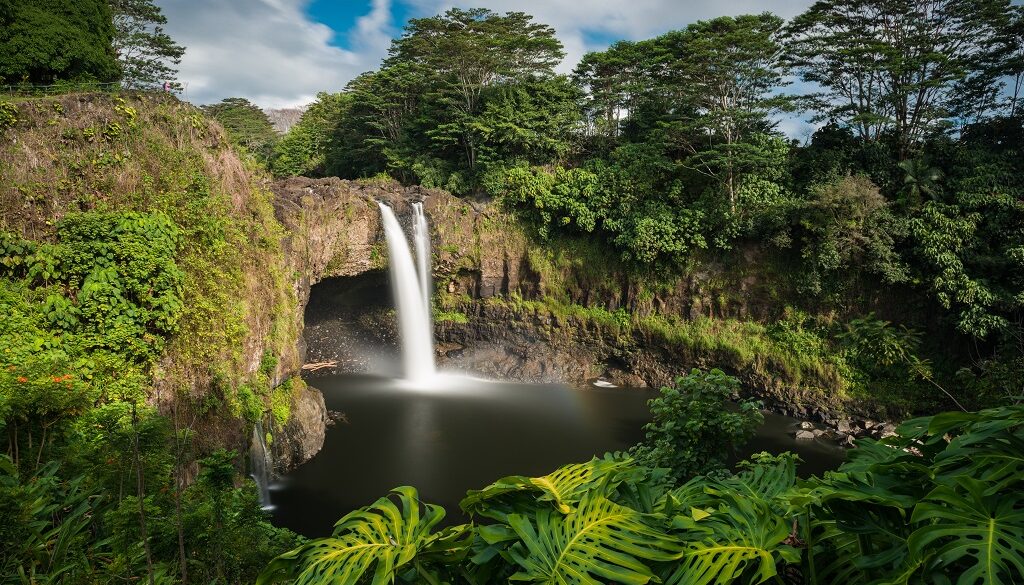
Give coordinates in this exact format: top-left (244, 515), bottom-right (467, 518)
top-left (109, 0), bottom-right (185, 90)
top-left (328, 62), bottom-right (430, 181)
top-left (653, 13), bottom-right (793, 210)
top-left (386, 8), bottom-right (564, 169)
top-left (0, 0), bottom-right (120, 84)
top-left (785, 0), bottom-right (1013, 156)
top-left (573, 41), bottom-right (650, 144)
top-left (1001, 5), bottom-right (1024, 117)
top-left (202, 97), bottom-right (278, 162)
top-left (271, 92), bottom-right (351, 177)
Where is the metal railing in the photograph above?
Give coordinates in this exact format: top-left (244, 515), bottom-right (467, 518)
top-left (0, 81), bottom-right (189, 99)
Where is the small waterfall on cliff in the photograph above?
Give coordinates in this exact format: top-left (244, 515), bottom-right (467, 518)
top-left (250, 422), bottom-right (273, 509)
top-left (378, 202), bottom-right (436, 383)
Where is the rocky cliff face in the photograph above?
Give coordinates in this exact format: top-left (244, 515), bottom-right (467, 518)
top-left (273, 177), bottom-right (887, 430)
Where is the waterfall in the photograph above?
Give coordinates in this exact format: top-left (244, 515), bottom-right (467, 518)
top-left (250, 422), bottom-right (272, 508)
top-left (378, 202), bottom-right (436, 383)
top-left (412, 202), bottom-right (432, 321)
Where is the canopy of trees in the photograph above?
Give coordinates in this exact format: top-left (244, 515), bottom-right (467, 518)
top-left (270, 0), bottom-right (1023, 411)
top-left (110, 0), bottom-right (186, 90)
top-left (202, 97), bottom-right (279, 162)
top-left (0, 0), bottom-right (121, 84)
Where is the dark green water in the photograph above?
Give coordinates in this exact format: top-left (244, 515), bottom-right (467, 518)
top-left (270, 374), bottom-right (844, 537)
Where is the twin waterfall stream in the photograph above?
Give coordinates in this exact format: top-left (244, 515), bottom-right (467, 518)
top-left (379, 201), bottom-right (437, 384)
top-left (252, 201), bottom-right (436, 509)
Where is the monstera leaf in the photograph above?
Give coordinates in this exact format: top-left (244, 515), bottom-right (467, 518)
top-left (908, 477), bottom-right (1024, 584)
top-left (502, 490), bottom-right (682, 584)
top-left (928, 406), bottom-right (1024, 493)
top-left (659, 453), bottom-right (797, 518)
top-left (664, 487), bottom-right (798, 585)
top-left (257, 486), bottom-right (452, 585)
top-left (461, 455), bottom-right (642, 520)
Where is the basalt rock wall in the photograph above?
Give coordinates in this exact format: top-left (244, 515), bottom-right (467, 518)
top-left (276, 177), bottom-right (889, 427)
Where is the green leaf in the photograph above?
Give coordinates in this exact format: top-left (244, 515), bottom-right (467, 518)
top-left (461, 455), bottom-right (639, 520)
top-left (908, 477), bottom-right (1024, 584)
top-left (257, 486), bottom-right (446, 585)
top-left (665, 486), bottom-right (796, 585)
top-left (503, 491), bottom-right (681, 584)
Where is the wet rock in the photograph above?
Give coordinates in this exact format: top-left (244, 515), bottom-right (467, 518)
top-left (273, 383), bottom-right (327, 473)
top-left (800, 421), bottom-right (815, 430)
top-left (795, 430), bottom-right (816, 440)
top-left (836, 419), bottom-right (854, 434)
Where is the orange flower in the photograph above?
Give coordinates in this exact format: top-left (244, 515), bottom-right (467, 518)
top-left (17, 376), bottom-right (27, 383)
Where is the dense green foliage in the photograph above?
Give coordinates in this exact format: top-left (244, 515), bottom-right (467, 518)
top-left (293, 8), bottom-right (578, 190)
top-left (0, 94), bottom-right (303, 583)
top-left (0, 0), bottom-right (121, 84)
top-left (202, 97), bottom-right (279, 162)
top-left (110, 0), bottom-right (186, 90)
top-left (268, 1), bottom-right (1024, 412)
top-left (261, 400), bottom-right (1024, 584)
top-left (270, 92), bottom-right (350, 177)
top-left (631, 369), bottom-right (764, 482)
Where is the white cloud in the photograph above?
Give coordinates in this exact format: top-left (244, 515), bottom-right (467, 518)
top-left (405, 0), bottom-right (815, 74)
top-left (158, 0), bottom-right (818, 113)
top-left (159, 0), bottom-right (394, 108)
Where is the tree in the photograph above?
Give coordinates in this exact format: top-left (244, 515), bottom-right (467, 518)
top-left (631, 369), bottom-right (763, 482)
top-left (387, 8), bottom-right (564, 169)
top-left (473, 76), bottom-right (583, 167)
top-left (201, 98), bottom-right (278, 161)
top-left (270, 92), bottom-right (351, 177)
top-left (109, 0), bottom-right (185, 90)
top-left (0, 0), bottom-right (120, 84)
top-left (327, 63), bottom-right (429, 180)
top-left (653, 14), bottom-right (794, 210)
top-left (573, 41), bottom-right (651, 144)
top-left (785, 0), bottom-right (1013, 156)
top-left (1000, 6), bottom-right (1024, 117)
top-left (794, 175), bottom-right (909, 296)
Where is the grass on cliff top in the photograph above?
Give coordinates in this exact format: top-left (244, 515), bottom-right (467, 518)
top-left (0, 93), bottom-right (299, 433)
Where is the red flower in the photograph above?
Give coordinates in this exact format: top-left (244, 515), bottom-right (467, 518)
top-left (16, 376), bottom-right (27, 383)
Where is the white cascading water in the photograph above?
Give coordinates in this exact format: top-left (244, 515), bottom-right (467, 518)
top-left (412, 202), bottom-right (432, 320)
top-left (378, 202), bottom-right (436, 383)
top-left (250, 422), bottom-right (273, 508)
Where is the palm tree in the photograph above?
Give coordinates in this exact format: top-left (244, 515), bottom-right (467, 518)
top-left (898, 157), bottom-right (943, 208)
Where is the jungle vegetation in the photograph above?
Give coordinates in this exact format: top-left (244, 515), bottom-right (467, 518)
top-left (1, 1), bottom-right (1023, 584)
top-left (260, 370), bottom-right (1024, 585)
top-left (275, 1), bottom-right (1024, 413)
